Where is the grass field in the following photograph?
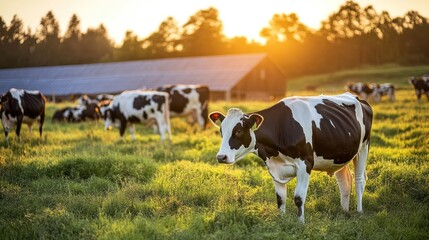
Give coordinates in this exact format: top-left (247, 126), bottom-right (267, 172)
top-left (1, 65), bottom-right (429, 239)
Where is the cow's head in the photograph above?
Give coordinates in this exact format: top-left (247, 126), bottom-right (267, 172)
top-left (408, 76), bottom-right (418, 86)
top-left (209, 108), bottom-right (263, 164)
top-left (99, 105), bottom-right (113, 130)
top-left (0, 93), bottom-right (15, 134)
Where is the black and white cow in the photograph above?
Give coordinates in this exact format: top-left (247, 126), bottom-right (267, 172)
top-left (373, 83), bottom-right (395, 102)
top-left (345, 82), bottom-right (376, 101)
top-left (78, 94), bottom-right (114, 106)
top-left (99, 90), bottom-right (171, 141)
top-left (0, 88), bottom-right (46, 141)
top-left (52, 107), bottom-right (72, 122)
top-left (78, 95), bottom-right (99, 106)
top-left (409, 76), bottom-right (429, 101)
top-left (52, 103), bottom-right (100, 123)
top-left (156, 84), bottom-right (209, 130)
top-left (209, 92), bottom-right (373, 222)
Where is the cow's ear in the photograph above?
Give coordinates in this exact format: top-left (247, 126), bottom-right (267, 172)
top-left (209, 111), bottom-right (225, 128)
top-left (248, 113), bottom-right (264, 131)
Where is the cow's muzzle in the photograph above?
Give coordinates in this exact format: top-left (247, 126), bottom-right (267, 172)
top-left (216, 154), bottom-right (228, 163)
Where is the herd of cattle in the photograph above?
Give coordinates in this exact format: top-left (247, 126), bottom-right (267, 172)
top-left (0, 75), bottom-right (428, 222)
top-left (1, 75), bottom-right (428, 142)
top-left (0, 84), bottom-right (209, 141)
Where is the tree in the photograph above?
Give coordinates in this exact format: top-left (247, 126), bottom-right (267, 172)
top-left (400, 11), bottom-right (429, 63)
top-left (260, 13), bottom-right (309, 43)
top-left (116, 30), bottom-right (143, 61)
top-left (33, 11), bottom-right (61, 66)
top-left (80, 24), bottom-right (113, 63)
top-left (180, 7), bottom-right (226, 56)
top-left (143, 17), bottom-right (180, 58)
top-left (1, 15), bottom-right (27, 67)
top-left (61, 14), bottom-right (83, 64)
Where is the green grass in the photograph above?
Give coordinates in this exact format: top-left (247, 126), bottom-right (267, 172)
top-left (1, 68), bottom-right (429, 239)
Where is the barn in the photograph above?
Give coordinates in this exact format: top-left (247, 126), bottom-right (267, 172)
top-left (0, 53), bottom-right (286, 101)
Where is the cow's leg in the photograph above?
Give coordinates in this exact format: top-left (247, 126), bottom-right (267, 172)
top-left (274, 181), bottom-right (287, 213)
top-left (15, 117), bottom-right (23, 141)
top-left (353, 142), bottom-right (369, 213)
top-left (39, 111), bottom-right (45, 140)
top-left (195, 107), bottom-right (207, 130)
top-left (119, 119), bottom-right (127, 140)
top-left (335, 165), bottom-right (352, 212)
top-left (129, 124), bottom-right (136, 140)
top-left (294, 163), bottom-right (311, 223)
top-left (155, 117), bottom-right (166, 141)
top-left (28, 124), bottom-right (32, 134)
top-left (4, 130), bottom-right (9, 142)
top-left (416, 91), bottom-right (421, 101)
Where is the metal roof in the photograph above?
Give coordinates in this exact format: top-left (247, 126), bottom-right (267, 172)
top-left (0, 53), bottom-right (267, 96)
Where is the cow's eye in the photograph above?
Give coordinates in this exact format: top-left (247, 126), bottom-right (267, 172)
top-left (235, 129), bottom-right (243, 137)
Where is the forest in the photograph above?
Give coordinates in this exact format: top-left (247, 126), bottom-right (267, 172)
top-left (1, 0), bottom-right (429, 78)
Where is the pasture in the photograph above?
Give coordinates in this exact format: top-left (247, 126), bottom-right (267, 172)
top-left (1, 65), bottom-right (429, 239)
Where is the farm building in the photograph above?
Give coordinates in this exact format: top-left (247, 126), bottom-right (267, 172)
top-left (0, 53), bottom-right (286, 101)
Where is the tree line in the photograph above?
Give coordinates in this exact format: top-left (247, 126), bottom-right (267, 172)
top-left (1, 1), bottom-right (428, 77)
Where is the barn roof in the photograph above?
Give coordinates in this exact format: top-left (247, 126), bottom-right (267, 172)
top-left (0, 53), bottom-right (267, 96)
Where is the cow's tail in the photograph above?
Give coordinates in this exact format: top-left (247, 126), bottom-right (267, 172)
top-left (198, 86), bottom-right (210, 130)
top-left (163, 93), bottom-right (172, 140)
top-left (39, 93), bottom-right (47, 138)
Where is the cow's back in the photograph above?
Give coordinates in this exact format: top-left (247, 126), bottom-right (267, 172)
top-left (255, 93), bottom-right (372, 166)
top-left (20, 92), bottom-right (46, 118)
top-left (111, 91), bottom-right (167, 119)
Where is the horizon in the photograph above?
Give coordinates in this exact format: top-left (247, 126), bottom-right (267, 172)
top-left (1, 0), bottom-right (429, 45)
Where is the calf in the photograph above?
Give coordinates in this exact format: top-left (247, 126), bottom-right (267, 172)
top-left (345, 82), bottom-right (376, 101)
top-left (373, 83), bottom-right (395, 102)
top-left (157, 84), bottom-right (209, 130)
top-left (78, 94), bottom-right (114, 106)
top-left (409, 76), bottom-right (429, 101)
top-left (99, 90), bottom-right (171, 141)
top-left (209, 92), bottom-right (373, 222)
top-left (0, 88), bottom-right (46, 141)
top-left (52, 107), bottom-right (72, 122)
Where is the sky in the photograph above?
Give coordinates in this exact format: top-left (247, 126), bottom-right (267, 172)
top-left (1, 0), bottom-right (429, 45)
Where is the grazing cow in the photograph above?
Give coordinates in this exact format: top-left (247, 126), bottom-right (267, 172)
top-left (96, 94), bottom-right (114, 102)
top-left (0, 88), bottom-right (46, 141)
top-left (99, 90), bottom-right (171, 141)
top-left (78, 94), bottom-right (99, 106)
top-left (345, 82), bottom-right (376, 101)
top-left (209, 93), bottom-right (373, 222)
top-left (156, 84), bottom-right (209, 130)
top-left (79, 103), bottom-right (100, 121)
top-left (78, 94), bottom-right (114, 106)
top-left (409, 76), bottom-right (429, 101)
top-left (52, 107), bottom-right (72, 122)
top-left (52, 104), bottom-right (100, 123)
top-left (373, 83), bottom-right (395, 102)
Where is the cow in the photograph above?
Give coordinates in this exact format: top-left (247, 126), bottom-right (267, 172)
top-left (156, 84), bottom-right (209, 130)
top-left (409, 76), bottom-right (429, 101)
top-left (345, 82), bottom-right (376, 101)
top-left (99, 90), bottom-right (171, 141)
top-left (96, 94), bottom-right (114, 102)
top-left (52, 107), bottom-right (72, 122)
top-left (78, 94), bottom-right (114, 106)
top-left (373, 83), bottom-right (395, 102)
top-left (209, 92), bottom-right (373, 222)
top-left (0, 88), bottom-right (46, 141)
top-left (78, 95), bottom-right (99, 106)
top-left (52, 104), bottom-right (100, 123)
